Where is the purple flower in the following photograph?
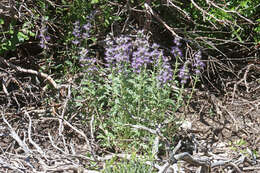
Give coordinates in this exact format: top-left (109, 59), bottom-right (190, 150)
top-left (71, 20), bottom-right (92, 46)
top-left (178, 61), bottom-right (190, 84)
top-left (131, 46), bottom-right (153, 72)
top-left (38, 24), bottom-right (50, 50)
top-left (174, 37), bottom-right (182, 47)
top-left (171, 46), bottom-right (183, 58)
top-left (193, 51), bottom-right (205, 75)
top-left (72, 40), bottom-right (80, 45)
top-left (104, 30), bottom-right (174, 85)
top-left (83, 23), bottom-right (91, 31)
top-left (157, 61), bottom-right (173, 84)
top-left (78, 48), bottom-right (98, 75)
top-left (105, 35), bottom-right (132, 71)
top-left (69, 16), bottom-right (97, 75)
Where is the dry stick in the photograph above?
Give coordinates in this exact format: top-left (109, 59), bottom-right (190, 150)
top-left (48, 132), bottom-right (68, 154)
top-left (47, 115), bottom-right (92, 153)
top-left (2, 112), bottom-right (31, 155)
top-left (174, 152), bottom-right (211, 173)
top-left (49, 132), bottom-right (72, 156)
top-left (3, 111), bottom-right (38, 171)
top-left (121, 0), bottom-right (131, 33)
top-left (69, 140), bottom-right (76, 155)
top-left (44, 165), bottom-right (96, 173)
top-left (196, 37), bottom-right (228, 58)
top-left (0, 158), bottom-right (25, 173)
top-left (144, 3), bottom-right (181, 38)
top-left (125, 124), bottom-right (166, 141)
top-left (144, 0), bottom-right (152, 31)
top-left (0, 56), bottom-right (61, 89)
top-left (58, 85), bottom-right (71, 154)
top-left (90, 113), bottom-right (95, 140)
top-left (167, 0), bottom-right (191, 20)
top-left (243, 166), bottom-right (260, 171)
top-left (61, 119), bottom-right (91, 151)
top-left (190, 0), bottom-right (236, 28)
top-left (126, 124), bottom-right (229, 173)
top-left (1, 78), bottom-right (12, 107)
top-left (158, 140), bottom-right (183, 173)
top-left (152, 136), bottom-right (159, 160)
top-left (25, 111), bottom-right (44, 155)
top-left (232, 64), bottom-right (255, 103)
top-left (206, 1), bottom-right (255, 25)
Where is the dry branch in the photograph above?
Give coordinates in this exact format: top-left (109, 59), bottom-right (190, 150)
top-left (0, 56), bottom-right (61, 90)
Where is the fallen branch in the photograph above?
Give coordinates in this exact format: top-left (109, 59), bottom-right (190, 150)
top-left (0, 56), bottom-right (61, 89)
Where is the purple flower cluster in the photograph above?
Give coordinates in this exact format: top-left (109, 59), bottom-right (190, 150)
top-left (171, 38), bottom-right (183, 58)
top-left (38, 22), bottom-right (50, 50)
top-left (105, 35), bottom-right (132, 72)
top-left (131, 30), bottom-right (154, 73)
top-left (72, 21), bottom-right (91, 45)
top-left (178, 61), bottom-right (190, 84)
top-left (104, 30), bottom-right (174, 85)
top-left (193, 51), bottom-right (205, 75)
top-left (157, 61), bottom-right (173, 84)
top-left (79, 48), bottom-right (98, 75)
top-left (170, 37), bottom-right (205, 84)
top-left (178, 50), bottom-right (205, 84)
top-left (71, 19), bottom-right (98, 75)
top-left (150, 43), bottom-right (173, 84)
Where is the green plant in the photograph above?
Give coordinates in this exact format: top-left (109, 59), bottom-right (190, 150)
top-left (75, 32), bottom-right (194, 155)
top-left (102, 154), bottom-right (154, 173)
top-left (229, 139), bottom-right (249, 155)
top-left (0, 18), bottom-right (35, 55)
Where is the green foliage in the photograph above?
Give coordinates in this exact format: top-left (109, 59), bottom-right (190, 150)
top-left (103, 155), bottom-right (154, 173)
top-left (0, 19), bottom-right (35, 55)
top-left (78, 54), bottom-right (183, 154)
top-left (228, 139), bottom-right (258, 158)
top-left (153, 0), bottom-right (259, 46)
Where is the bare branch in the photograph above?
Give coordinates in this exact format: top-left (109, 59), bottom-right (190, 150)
top-left (0, 56), bottom-right (61, 89)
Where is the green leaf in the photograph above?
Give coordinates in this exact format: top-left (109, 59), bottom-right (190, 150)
top-left (91, 0), bottom-right (99, 4)
top-left (0, 18), bottom-right (4, 25)
top-left (17, 32), bottom-right (29, 42)
top-left (28, 31), bottom-right (35, 37)
top-left (9, 29), bottom-right (14, 34)
top-left (65, 60), bottom-right (72, 66)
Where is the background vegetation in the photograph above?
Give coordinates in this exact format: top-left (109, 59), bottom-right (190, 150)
top-left (0, 0), bottom-right (259, 172)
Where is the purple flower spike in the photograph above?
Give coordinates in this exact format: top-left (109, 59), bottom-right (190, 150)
top-left (69, 17), bottom-right (97, 75)
top-left (178, 62), bottom-right (190, 84)
top-left (174, 37), bottom-right (182, 46)
top-left (71, 19), bottom-right (92, 45)
top-left (171, 46), bottom-right (183, 58)
top-left (104, 30), bottom-right (175, 85)
top-left (38, 24), bottom-right (50, 50)
top-left (193, 51), bottom-right (205, 75)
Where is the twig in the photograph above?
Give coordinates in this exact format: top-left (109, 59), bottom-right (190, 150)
top-left (144, 3), bottom-right (181, 38)
top-left (166, 0), bottom-right (191, 20)
top-left (25, 111), bottom-right (44, 155)
top-left (206, 1), bottom-right (255, 25)
top-left (174, 152), bottom-right (211, 172)
top-left (2, 111), bottom-right (31, 155)
top-left (62, 119), bottom-right (91, 152)
top-left (190, 0), bottom-right (235, 28)
top-left (48, 132), bottom-right (68, 155)
top-left (0, 56), bottom-right (61, 89)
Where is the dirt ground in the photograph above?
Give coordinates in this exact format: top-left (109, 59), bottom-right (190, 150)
top-left (179, 88), bottom-right (260, 172)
